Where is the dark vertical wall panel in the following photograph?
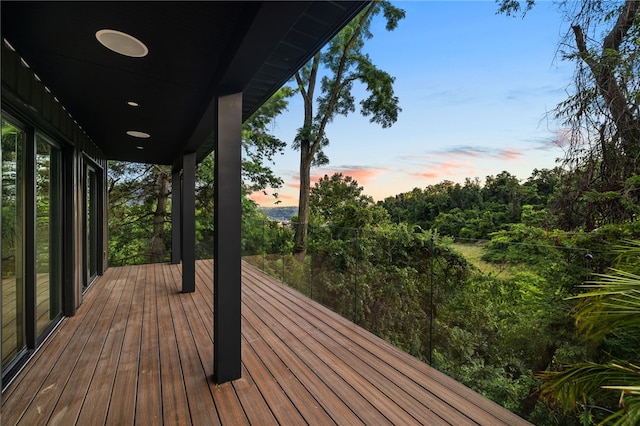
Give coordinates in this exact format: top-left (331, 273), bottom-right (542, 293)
top-left (97, 162), bottom-right (106, 275)
top-left (182, 153), bottom-right (196, 293)
top-left (213, 92), bottom-right (242, 384)
top-left (171, 170), bottom-right (182, 265)
top-left (62, 147), bottom-right (77, 316)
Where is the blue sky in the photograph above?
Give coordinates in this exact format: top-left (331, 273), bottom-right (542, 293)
top-left (250, 1), bottom-right (574, 207)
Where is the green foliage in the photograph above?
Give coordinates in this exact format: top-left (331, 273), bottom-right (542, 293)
top-left (242, 197), bottom-right (293, 258)
top-left (495, 0), bottom-right (536, 17)
top-left (433, 264), bottom-right (575, 414)
top-left (1, 120), bottom-right (21, 277)
top-left (539, 241), bottom-right (640, 425)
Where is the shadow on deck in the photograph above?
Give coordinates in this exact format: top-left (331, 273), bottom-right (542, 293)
top-left (2, 260), bottom-right (530, 425)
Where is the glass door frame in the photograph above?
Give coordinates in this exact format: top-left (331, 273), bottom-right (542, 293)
top-left (82, 157), bottom-right (103, 291)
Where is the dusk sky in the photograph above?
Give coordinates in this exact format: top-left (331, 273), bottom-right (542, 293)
top-left (249, 1), bottom-right (575, 207)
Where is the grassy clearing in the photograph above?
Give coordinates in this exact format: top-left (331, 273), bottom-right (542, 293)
top-left (450, 242), bottom-right (514, 279)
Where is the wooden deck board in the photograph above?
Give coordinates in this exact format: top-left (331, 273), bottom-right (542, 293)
top-left (234, 363), bottom-right (279, 425)
top-left (156, 263), bottom-right (192, 426)
top-left (2, 260), bottom-right (532, 426)
top-left (104, 265), bottom-right (145, 425)
top-left (134, 262), bottom-right (163, 425)
top-left (240, 315), bottom-right (336, 425)
top-left (14, 265), bottom-right (132, 426)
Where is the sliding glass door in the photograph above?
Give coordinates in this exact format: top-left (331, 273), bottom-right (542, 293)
top-left (1, 118), bottom-right (63, 374)
top-left (35, 134), bottom-right (62, 336)
top-left (1, 118), bottom-right (26, 369)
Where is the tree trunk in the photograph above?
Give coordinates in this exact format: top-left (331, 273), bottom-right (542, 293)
top-left (150, 167), bottom-right (169, 263)
top-left (293, 53), bottom-right (319, 262)
top-left (293, 142), bottom-right (312, 261)
top-left (572, 0), bottom-right (640, 166)
top-left (518, 343), bottom-right (557, 418)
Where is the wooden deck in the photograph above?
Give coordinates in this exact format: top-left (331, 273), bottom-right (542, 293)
top-left (2, 260), bottom-right (531, 425)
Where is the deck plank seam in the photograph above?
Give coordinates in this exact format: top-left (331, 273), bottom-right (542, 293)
top-left (244, 277), bottom-right (456, 425)
top-left (1, 265), bottom-right (118, 404)
top-left (243, 265), bottom-right (497, 424)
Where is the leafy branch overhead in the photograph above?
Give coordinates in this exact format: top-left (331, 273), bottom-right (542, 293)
top-left (241, 86), bottom-right (293, 194)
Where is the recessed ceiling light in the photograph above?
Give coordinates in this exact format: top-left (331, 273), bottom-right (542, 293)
top-left (136, 146), bottom-right (144, 150)
top-left (96, 29), bottom-right (148, 58)
top-left (127, 130), bottom-right (150, 138)
top-left (127, 101), bottom-right (140, 107)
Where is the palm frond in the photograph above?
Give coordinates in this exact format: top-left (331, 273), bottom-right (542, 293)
top-left (539, 362), bottom-right (640, 411)
top-left (601, 393), bottom-right (640, 426)
top-left (540, 240), bottom-right (640, 424)
top-left (570, 269), bottom-right (640, 340)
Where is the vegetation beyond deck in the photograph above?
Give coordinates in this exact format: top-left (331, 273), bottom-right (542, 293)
top-left (2, 260), bottom-right (530, 425)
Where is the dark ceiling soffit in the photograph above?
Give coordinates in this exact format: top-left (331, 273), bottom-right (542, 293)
top-left (180, 1), bottom-right (311, 163)
top-left (188, 1), bottom-right (370, 169)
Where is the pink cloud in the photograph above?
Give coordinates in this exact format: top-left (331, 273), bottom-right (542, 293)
top-left (498, 150), bottom-right (522, 160)
top-left (248, 191), bottom-right (297, 206)
top-left (411, 161), bottom-right (478, 180)
top-left (310, 166), bottom-right (385, 186)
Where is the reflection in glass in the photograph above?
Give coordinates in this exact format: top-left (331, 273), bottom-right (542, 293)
top-left (35, 135), bottom-right (62, 336)
top-left (1, 119), bottom-right (25, 368)
top-left (86, 167), bottom-right (97, 288)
